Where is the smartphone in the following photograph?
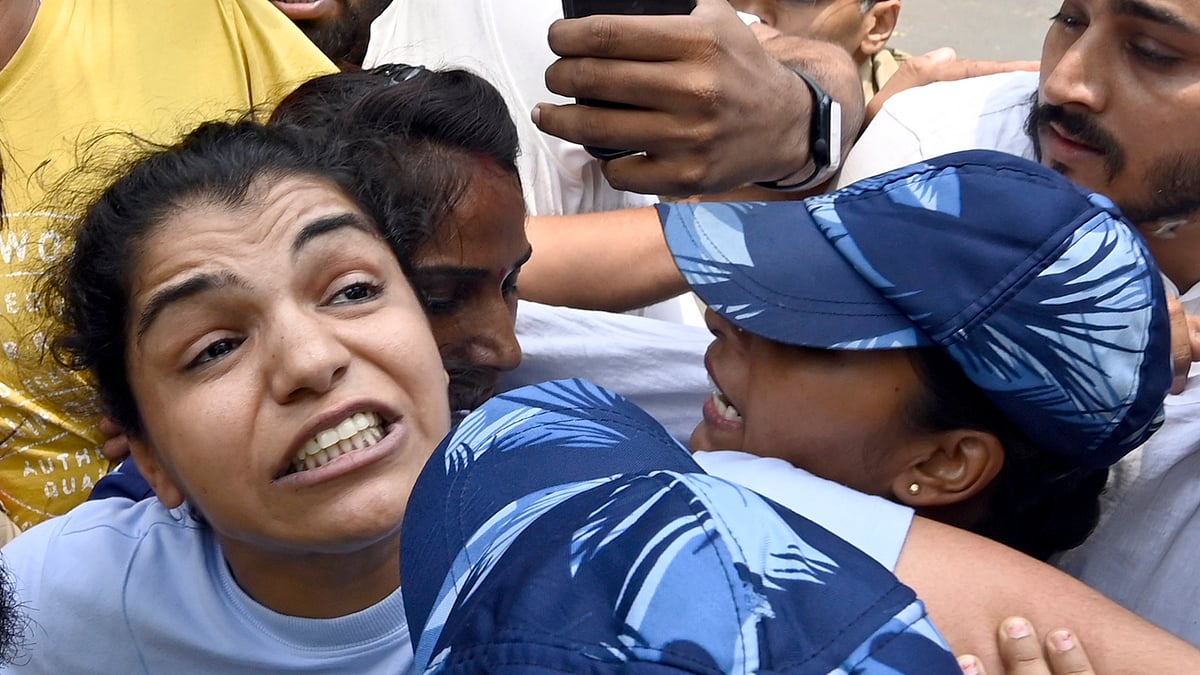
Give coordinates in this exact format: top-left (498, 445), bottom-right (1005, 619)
top-left (560, 0), bottom-right (697, 160)
top-left (561, 0), bottom-right (696, 16)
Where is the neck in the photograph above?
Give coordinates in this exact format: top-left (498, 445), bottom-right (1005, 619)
top-left (1139, 215), bottom-right (1200, 295)
top-left (0, 0), bottom-right (38, 72)
top-left (220, 535), bottom-right (401, 619)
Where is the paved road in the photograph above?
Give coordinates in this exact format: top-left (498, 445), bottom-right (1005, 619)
top-left (890, 0), bottom-right (1060, 61)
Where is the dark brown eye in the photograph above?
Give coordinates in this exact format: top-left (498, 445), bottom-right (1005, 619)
top-left (330, 281), bottom-right (381, 305)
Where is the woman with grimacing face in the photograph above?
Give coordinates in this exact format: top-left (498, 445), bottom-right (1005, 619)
top-left (91, 66), bottom-right (529, 463)
top-left (1, 121), bottom-right (449, 671)
top-left (269, 65), bottom-right (529, 413)
top-left (123, 170), bottom-right (449, 564)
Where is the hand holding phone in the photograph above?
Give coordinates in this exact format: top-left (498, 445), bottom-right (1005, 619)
top-left (560, 0), bottom-right (697, 159)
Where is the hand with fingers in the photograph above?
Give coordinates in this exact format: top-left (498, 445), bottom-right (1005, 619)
top-left (958, 617), bottom-right (1094, 675)
top-left (533, 0), bottom-right (860, 197)
top-left (1167, 295), bottom-right (1200, 394)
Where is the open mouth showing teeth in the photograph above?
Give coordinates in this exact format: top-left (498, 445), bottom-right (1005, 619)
top-left (709, 380), bottom-right (743, 422)
top-left (284, 412), bottom-right (386, 476)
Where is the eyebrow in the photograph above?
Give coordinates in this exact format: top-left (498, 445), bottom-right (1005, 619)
top-left (412, 247), bottom-right (534, 280)
top-left (1114, 0), bottom-right (1200, 35)
top-left (135, 271), bottom-right (246, 343)
top-left (291, 212), bottom-right (378, 257)
top-left (133, 214), bottom-right (380, 344)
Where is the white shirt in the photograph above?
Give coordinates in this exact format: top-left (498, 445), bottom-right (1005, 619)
top-left (837, 71), bottom-right (1038, 187)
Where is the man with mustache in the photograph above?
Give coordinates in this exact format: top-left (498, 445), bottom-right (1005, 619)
top-left (836, 0), bottom-right (1200, 647)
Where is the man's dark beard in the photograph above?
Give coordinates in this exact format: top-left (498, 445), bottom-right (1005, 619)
top-left (293, 0), bottom-right (392, 67)
top-left (1119, 154), bottom-right (1200, 225)
top-left (1026, 94), bottom-right (1200, 224)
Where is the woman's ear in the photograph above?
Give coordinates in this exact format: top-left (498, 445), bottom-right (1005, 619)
top-left (128, 436), bottom-right (186, 508)
top-left (859, 0), bottom-right (901, 58)
top-left (891, 430), bottom-right (1004, 508)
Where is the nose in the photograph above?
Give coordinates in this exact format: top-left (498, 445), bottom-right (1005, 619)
top-left (1040, 30), bottom-right (1107, 112)
top-left (463, 300), bottom-right (522, 373)
top-left (267, 309), bottom-right (351, 404)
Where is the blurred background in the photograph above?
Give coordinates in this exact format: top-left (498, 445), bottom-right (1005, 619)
top-left (890, 0), bottom-right (1059, 61)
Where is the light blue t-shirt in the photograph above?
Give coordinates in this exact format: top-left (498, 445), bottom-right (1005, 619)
top-left (0, 498), bottom-right (412, 674)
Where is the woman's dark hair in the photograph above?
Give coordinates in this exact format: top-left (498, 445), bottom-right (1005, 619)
top-left (269, 64), bottom-right (522, 271)
top-left (906, 347), bottom-right (1108, 561)
top-left (47, 121), bottom-right (362, 436)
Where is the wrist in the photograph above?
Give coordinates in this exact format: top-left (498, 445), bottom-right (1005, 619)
top-left (755, 67), bottom-right (842, 192)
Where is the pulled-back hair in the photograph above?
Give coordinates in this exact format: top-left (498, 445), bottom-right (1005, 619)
top-left (907, 347), bottom-right (1107, 561)
top-left (47, 121), bottom-right (361, 436)
top-left (270, 65), bottom-right (522, 270)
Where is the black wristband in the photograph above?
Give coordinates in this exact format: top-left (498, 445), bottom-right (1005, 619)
top-left (754, 68), bottom-right (842, 192)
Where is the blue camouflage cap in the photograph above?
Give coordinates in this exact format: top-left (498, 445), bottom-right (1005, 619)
top-left (660, 150), bottom-right (1171, 470)
top-left (401, 379), bottom-right (960, 674)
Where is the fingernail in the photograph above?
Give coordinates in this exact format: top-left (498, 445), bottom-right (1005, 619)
top-left (1004, 618), bottom-right (1032, 639)
top-left (1050, 630), bottom-right (1076, 652)
top-left (925, 46), bottom-right (957, 61)
top-left (530, 105), bottom-right (542, 126)
top-left (957, 655), bottom-right (981, 675)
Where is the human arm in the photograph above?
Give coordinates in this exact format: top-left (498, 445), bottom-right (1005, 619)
top-left (865, 48), bottom-right (1038, 126)
top-left (533, 0), bottom-right (863, 197)
top-left (520, 208), bottom-right (688, 311)
top-left (521, 0), bottom-right (862, 309)
top-left (897, 516), bottom-right (1200, 674)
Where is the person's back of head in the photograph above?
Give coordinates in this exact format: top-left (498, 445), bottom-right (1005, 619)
top-left (401, 378), bottom-right (962, 673)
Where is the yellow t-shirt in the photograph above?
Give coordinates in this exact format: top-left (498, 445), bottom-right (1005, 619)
top-left (0, 0), bottom-right (335, 529)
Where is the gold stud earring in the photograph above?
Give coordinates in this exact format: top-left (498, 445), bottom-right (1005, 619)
top-left (907, 482), bottom-right (921, 496)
